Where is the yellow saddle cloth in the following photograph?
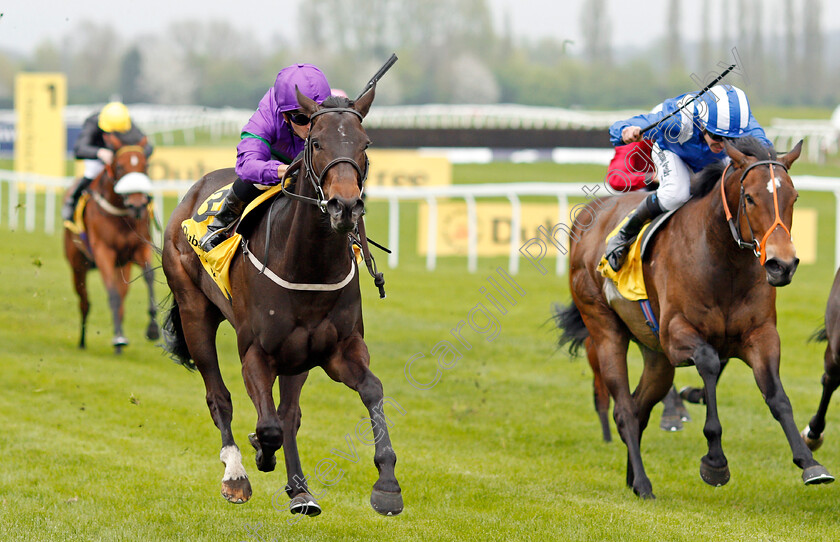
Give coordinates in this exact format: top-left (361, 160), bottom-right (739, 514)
top-left (63, 193), bottom-right (92, 235)
top-left (597, 214), bottom-right (652, 302)
top-left (181, 183), bottom-right (284, 299)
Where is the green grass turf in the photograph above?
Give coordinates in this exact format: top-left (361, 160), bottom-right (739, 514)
top-left (2, 161), bottom-right (840, 541)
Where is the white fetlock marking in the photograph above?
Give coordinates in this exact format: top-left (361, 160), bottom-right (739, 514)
top-left (220, 445), bottom-right (248, 481)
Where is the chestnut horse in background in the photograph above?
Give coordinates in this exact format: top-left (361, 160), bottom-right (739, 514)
top-left (802, 268), bottom-right (840, 450)
top-left (555, 137), bottom-right (833, 498)
top-left (63, 133), bottom-right (159, 353)
top-left (161, 89), bottom-right (402, 517)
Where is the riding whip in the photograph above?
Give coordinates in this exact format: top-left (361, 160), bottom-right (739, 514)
top-left (356, 53), bottom-right (398, 101)
top-left (639, 64), bottom-right (736, 135)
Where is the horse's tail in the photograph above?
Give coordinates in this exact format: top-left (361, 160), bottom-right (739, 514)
top-left (161, 295), bottom-right (196, 371)
top-left (552, 301), bottom-right (589, 357)
top-left (810, 325), bottom-right (828, 343)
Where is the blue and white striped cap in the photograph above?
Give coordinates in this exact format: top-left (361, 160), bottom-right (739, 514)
top-left (695, 85), bottom-right (751, 138)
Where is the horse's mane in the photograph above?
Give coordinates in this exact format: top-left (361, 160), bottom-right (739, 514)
top-left (691, 137), bottom-right (778, 198)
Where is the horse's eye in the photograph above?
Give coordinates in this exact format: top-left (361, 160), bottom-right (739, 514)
top-left (745, 194), bottom-right (755, 205)
top-left (365, 141), bottom-right (371, 149)
top-left (312, 139), bottom-right (321, 150)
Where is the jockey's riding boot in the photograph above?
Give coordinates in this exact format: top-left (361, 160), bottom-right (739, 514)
top-left (605, 193), bottom-right (665, 272)
top-left (62, 177), bottom-right (93, 221)
top-left (199, 189), bottom-right (249, 252)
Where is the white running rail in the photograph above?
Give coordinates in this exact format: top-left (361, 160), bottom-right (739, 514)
top-left (2, 171), bottom-right (839, 274)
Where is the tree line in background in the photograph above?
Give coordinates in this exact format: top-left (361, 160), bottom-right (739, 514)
top-left (0, 0), bottom-right (836, 111)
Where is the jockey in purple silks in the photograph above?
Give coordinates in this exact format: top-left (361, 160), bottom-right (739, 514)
top-left (199, 64), bottom-right (332, 251)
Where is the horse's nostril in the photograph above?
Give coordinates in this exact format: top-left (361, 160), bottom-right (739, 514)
top-left (352, 199), bottom-right (365, 217)
top-left (326, 198), bottom-right (343, 217)
top-left (765, 259), bottom-right (783, 275)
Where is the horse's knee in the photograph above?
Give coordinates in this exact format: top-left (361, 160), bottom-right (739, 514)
top-left (256, 421), bottom-right (283, 450)
top-left (693, 344), bottom-right (721, 376)
top-left (357, 372), bottom-right (384, 404)
top-left (282, 405), bottom-right (302, 434)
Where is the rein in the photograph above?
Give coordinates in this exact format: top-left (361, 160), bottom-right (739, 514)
top-left (275, 106), bottom-right (385, 296)
top-left (719, 159), bottom-right (791, 264)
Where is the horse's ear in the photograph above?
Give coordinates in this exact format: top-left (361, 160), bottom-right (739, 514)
top-left (103, 132), bottom-right (122, 150)
top-left (780, 140), bottom-right (803, 170)
top-left (353, 84), bottom-right (375, 119)
top-left (295, 85), bottom-right (320, 117)
top-left (724, 140), bottom-right (751, 169)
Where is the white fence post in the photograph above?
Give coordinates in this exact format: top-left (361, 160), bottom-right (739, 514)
top-left (507, 194), bottom-right (521, 275)
top-left (425, 196), bottom-right (437, 271)
top-left (8, 177), bottom-right (18, 230)
top-left (556, 194), bottom-right (568, 276)
top-left (388, 197), bottom-right (400, 269)
top-left (465, 195), bottom-right (477, 273)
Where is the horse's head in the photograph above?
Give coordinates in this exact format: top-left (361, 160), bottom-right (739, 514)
top-left (295, 86), bottom-right (374, 234)
top-left (724, 139), bottom-right (803, 287)
top-left (104, 133), bottom-right (153, 219)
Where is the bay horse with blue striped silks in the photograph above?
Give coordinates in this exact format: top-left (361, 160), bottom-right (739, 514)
top-left (160, 87), bottom-right (402, 517)
top-left (63, 132), bottom-right (159, 354)
top-left (555, 137), bottom-right (833, 498)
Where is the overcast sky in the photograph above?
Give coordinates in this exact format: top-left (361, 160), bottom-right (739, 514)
top-left (1, 1), bottom-right (839, 55)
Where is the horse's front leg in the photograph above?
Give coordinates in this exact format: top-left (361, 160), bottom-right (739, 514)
top-left (690, 343), bottom-right (730, 487)
top-left (743, 326), bottom-right (834, 484)
top-left (91, 244), bottom-right (129, 353)
top-left (241, 344), bottom-right (283, 475)
top-left (325, 335), bottom-right (403, 516)
top-left (273, 373), bottom-right (321, 517)
top-left (141, 259), bottom-right (160, 341)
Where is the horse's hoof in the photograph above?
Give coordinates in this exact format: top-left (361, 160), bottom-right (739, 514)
top-left (370, 488), bottom-right (404, 516)
top-left (676, 406), bottom-right (691, 423)
top-left (221, 477), bottom-right (252, 504)
top-left (289, 493), bottom-right (321, 516)
top-left (248, 433), bottom-right (276, 472)
top-left (659, 414), bottom-right (683, 432)
top-left (146, 323), bottom-right (160, 341)
top-left (112, 336), bottom-right (129, 347)
top-left (700, 460), bottom-right (730, 487)
top-left (801, 426), bottom-right (824, 452)
top-left (803, 465), bottom-right (834, 485)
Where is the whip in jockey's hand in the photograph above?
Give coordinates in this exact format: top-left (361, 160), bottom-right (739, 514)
top-left (621, 126), bottom-right (643, 144)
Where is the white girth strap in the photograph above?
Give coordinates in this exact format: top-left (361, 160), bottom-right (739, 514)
top-left (91, 191), bottom-right (131, 216)
top-left (243, 241), bottom-right (355, 291)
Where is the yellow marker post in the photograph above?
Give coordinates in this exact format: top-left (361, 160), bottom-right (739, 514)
top-left (13, 73), bottom-right (67, 232)
top-left (14, 73), bottom-right (67, 177)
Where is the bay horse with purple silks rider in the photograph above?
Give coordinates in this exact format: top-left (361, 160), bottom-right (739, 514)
top-left (160, 86), bottom-right (403, 517)
top-left (63, 133), bottom-right (159, 354)
top-left (801, 268), bottom-right (840, 451)
top-left (555, 137), bottom-right (834, 498)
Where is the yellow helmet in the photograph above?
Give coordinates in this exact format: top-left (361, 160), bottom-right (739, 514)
top-left (98, 102), bottom-right (131, 133)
